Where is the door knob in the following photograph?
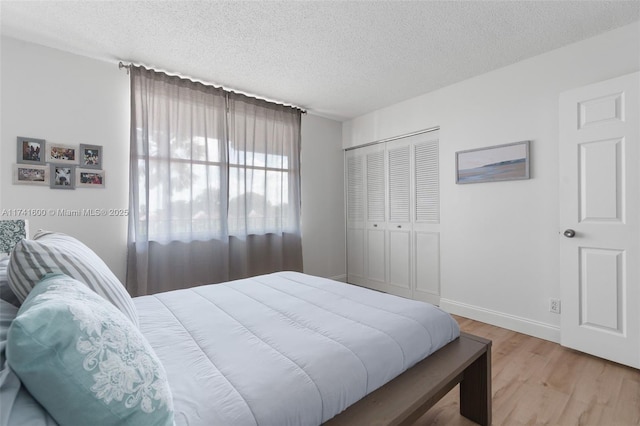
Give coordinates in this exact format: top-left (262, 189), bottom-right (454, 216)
top-left (563, 229), bottom-right (576, 238)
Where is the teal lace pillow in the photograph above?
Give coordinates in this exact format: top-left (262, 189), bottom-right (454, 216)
top-left (6, 274), bottom-right (174, 425)
top-left (0, 220), bottom-right (27, 255)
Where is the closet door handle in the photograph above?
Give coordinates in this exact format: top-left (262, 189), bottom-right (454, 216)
top-left (397, 225), bottom-right (402, 229)
top-left (373, 224), bottom-right (378, 227)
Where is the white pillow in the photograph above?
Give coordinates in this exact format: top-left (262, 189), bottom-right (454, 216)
top-left (7, 231), bottom-right (138, 327)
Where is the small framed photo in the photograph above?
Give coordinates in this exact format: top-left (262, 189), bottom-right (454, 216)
top-left (76, 169), bottom-right (105, 188)
top-left (456, 140), bottom-right (531, 184)
top-left (46, 143), bottom-right (78, 164)
top-left (50, 164), bottom-right (76, 190)
top-left (13, 164), bottom-right (49, 186)
top-left (17, 136), bottom-right (46, 165)
top-left (79, 144), bottom-right (103, 169)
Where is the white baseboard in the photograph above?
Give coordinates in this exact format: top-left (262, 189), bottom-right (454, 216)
top-left (439, 298), bottom-right (560, 343)
top-left (329, 274), bottom-right (347, 282)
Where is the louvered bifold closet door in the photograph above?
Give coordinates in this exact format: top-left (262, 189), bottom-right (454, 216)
top-left (415, 141), bottom-right (439, 223)
top-left (365, 147), bottom-right (386, 284)
top-left (346, 151), bottom-right (365, 281)
top-left (388, 146), bottom-right (411, 222)
top-left (386, 142), bottom-right (412, 297)
top-left (347, 155), bottom-right (364, 223)
top-left (345, 129), bottom-right (440, 302)
top-left (413, 135), bottom-right (441, 305)
top-left (367, 151), bottom-right (385, 222)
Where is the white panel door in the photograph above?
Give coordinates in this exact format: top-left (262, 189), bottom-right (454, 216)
top-left (387, 140), bottom-right (412, 297)
top-left (559, 72), bottom-right (639, 368)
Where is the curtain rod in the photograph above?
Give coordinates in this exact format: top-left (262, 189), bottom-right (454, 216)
top-left (118, 61), bottom-right (131, 74)
top-left (344, 126), bottom-right (440, 151)
top-left (117, 61), bottom-right (307, 114)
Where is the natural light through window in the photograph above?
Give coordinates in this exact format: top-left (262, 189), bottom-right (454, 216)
top-left (137, 133), bottom-right (294, 242)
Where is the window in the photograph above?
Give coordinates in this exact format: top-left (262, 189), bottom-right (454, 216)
top-left (139, 133), bottom-right (225, 242)
top-left (130, 70), bottom-right (301, 244)
top-left (128, 66), bottom-right (303, 294)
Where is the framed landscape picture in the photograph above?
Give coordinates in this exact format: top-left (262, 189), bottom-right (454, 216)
top-left (456, 140), bottom-right (530, 184)
top-left (16, 136), bottom-right (46, 165)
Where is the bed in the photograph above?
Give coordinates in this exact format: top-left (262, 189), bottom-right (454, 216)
top-left (0, 231), bottom-right (491, 426)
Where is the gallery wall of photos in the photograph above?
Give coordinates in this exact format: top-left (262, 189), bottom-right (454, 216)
top-left (13, 136), bottom-right (105, 189)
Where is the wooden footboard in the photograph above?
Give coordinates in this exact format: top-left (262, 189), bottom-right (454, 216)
top-left (324, 332), bottom-right (492, 426)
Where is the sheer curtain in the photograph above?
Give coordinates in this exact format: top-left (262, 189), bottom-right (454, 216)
top-left (127, 66), bottom-right (302, 296)
top-left (227, 93), bottom-right (303, 278)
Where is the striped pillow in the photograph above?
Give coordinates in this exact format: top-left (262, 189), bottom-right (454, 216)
top-left (7, 231), bottom-right (138, 327)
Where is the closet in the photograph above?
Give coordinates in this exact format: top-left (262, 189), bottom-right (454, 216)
top-left (345, 129), bottom-right (440, 305)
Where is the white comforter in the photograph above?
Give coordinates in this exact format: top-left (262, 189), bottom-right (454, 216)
top-left (135, 272), bottom-right (460, 426)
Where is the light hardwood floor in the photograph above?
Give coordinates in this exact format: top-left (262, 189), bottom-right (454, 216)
top-left (414, 316), bottom-right (640, 426)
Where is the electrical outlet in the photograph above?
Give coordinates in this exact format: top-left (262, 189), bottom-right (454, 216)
top-left (549, 298), bottom-right (561, 314)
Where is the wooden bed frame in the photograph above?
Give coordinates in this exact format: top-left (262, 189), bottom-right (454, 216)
top-left (325, 332), bottom-right (492, 426)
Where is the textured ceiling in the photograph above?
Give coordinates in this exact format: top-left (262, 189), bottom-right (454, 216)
top-left (1, 1), bottom-right (638, 121)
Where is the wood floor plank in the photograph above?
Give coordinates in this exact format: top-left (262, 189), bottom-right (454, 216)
top-left (557, 398), bottom-right (609, 426)
top-left (615, 377), bottom-right (640, 425)
top-left (415, 316), bottom-right (640, 426)
top-left (502, 382), bottom-right (570, 425)
top-left (570, 355), bottom-right (623, 405)
top-left (538, 346), bottom-right (587, 395)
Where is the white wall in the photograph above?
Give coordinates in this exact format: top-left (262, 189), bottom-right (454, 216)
top-left (301, 114), bottom-right (346, 280)
top-left (1, 36), bottom-right (130, 281)
top-left (1, 36), bottom-right (346, 284)
top-left (342, 22), bottom-right (640, 341)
